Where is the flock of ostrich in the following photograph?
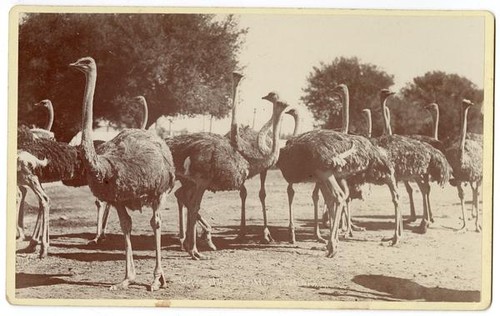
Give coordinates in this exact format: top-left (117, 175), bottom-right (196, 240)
top-left (16, 56), bottom-right (483, 291)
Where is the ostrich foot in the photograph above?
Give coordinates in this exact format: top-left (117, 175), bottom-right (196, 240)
top-left (179, 238), bottom-right (187, 251)
top-left (475, 224), bottom-right (482, 233)
top-left (150, 271), bottom-right (168, 291)
top-left (415, 219), bottom-right (429, 234)
top-left (87, 235), bottom-right (106, 246)
top-left (288, 228), bottom-right (296, 244)
top-left (188, 249), bottom-right (209, 260)
top-left (315, 232), bottom-right (327, 244)
top-left (455, 221), bottom-right (467, 233)
top-left (350, 223), bottom-right (366, 232)
top-left (404, 216), bottom-right (417, 223)
top-left (382, 235), bottom-right (400, 246)
top-left (39, 246), bottom-right (48, 259)
top-left (200, 232), bottom-right (217, 251)
top-left (110, 278), bottom-right (134, 290)
top-left (260, 228), bottom-right (274, 244)
top-left (325, 241), bottom-right (338, 258)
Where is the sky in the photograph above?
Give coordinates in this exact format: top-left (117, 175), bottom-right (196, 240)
top-left (167, 12), bottom-right (485, 135)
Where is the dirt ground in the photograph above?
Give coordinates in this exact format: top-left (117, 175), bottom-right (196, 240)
top-left (14, 170), bottom-right (483, 302)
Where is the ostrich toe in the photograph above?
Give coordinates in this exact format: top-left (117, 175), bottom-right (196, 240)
top-left (150, 271), bottom-right (167, 291)
top-left (110, 279), bottom-right (133, 291)
top-left (261, 228), bottom-right (274, 244)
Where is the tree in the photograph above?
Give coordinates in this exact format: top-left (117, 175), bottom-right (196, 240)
top-left (18, 13), bottom-right (247, 141)
top-left (301, 57), bottom-right (394, 136)
top-left (398, 71), bottom-right (483, 141)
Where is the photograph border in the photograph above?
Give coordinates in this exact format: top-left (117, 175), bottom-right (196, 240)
top-left (6, 5), bottom-right (495, 310)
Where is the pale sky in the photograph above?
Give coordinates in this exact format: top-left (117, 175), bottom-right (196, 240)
top-left (163, 13), bottom-right (485, 135)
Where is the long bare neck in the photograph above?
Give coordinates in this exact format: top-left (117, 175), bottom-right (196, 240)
top-left (81, 70), bottom-right (99, 172)
top-left (271, 102), bottom-right (287, 155)
top-left (381, 97), bottom-right (392, 136)
top-left (45, 103), bottom-right (54, 131)
top-left (341, 93), bottom-right (349, 133)
top-left (364, 111), bottom-right (372, 138)
top-left (460, 106), bottom-right (470, 154)
top-left (431, 107), bottom-right (439, 140)
top-left (140, 99), bottom-right (149, 130)
top-left (291, 113), bottom-right (301, 136)
top-left (257, 118), bottom-right (273, 154)
top-left (230, 75), bottom-right (242, 148)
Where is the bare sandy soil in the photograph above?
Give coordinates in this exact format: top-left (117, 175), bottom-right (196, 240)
top-left (14, 170), bottom-right (483, 302)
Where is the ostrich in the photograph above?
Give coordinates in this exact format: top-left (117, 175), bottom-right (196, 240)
top-left (16, 99), bottom-right (57, 240)
top-left (17, 126), bottom-right (85, 256)
top-left (277, 86), bottom-right (401, 257)
top-left (69, 57), bottom-right (175, 290)
top-left (373, 90), bottom-right (451, 233)
top-left (85, 95), bottom-right (150, 245)
top-left (170, 79), bottom-right (292, 260)
top-left (444, 99), bottom-right (482, 232)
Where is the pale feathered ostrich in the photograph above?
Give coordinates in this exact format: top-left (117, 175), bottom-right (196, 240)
top-left (444, 99), bottom-right (482, 232)
top-left (373, 90), bottom-right (451, 233)
top-left (170, 81), bottom-right (292, 260)
top-left (277, 87), bottom-right (402, 257)
top-left (17, 126), bottom-right (86, 256)
top-left (70, 57), bottom-right (175, 291)
top-left (29, 99), bottom-right (55, 140)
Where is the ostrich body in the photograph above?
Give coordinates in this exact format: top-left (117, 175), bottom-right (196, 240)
top-left (277, 87), bottom-right (401, 257)
top-left (373, 90), bottom-right (451, 233)
top-left (70, 57), bottom-right (175, 291)
top-left (172, 83), bottom-right (291, 260)
top-left (444, 100), bottom-right (482, 231)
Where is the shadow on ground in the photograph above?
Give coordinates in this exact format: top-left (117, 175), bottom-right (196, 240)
top-left (352, 274), bottom-right (480, 302)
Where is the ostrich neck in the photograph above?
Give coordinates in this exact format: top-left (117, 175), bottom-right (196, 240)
top-left (270, 102), bottom-right (288, 158)
top-left (431, 108), bottom-right (439, 140)
top-left (341, 93), bottom-right (349, 133)
top-left (381, 97), bottom-right (392, 136)
top-left (257, 118), bottom-right (273, 154)
top-left (460, 107), bottom-right (470, 155)
top-left (230, 82), bottom-right (240, 148)
top-left (45, 104), bottom-right (54, 131)
top-left (365, 112), bottom-right (372, 138)
top-left (81, 71), bottom-right (101, 174)
top-left (291, 114), bottom-right (301, 136)
top-left (140, 99), bottom-right (148, 130)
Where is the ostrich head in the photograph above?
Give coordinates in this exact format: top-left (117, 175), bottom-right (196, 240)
top-left (333, 84), bottom-right (349, 99)
top-left (34, 99), bottom-right (52, 109)
top-left (379, 89), bottom-right (395, 102)
top-left (134, 95), bottom-right (146, 103)
top-left (285, 107), bottom-right (298, 118)
top-left (462, 99), bottom-right (474, 109)
top-left (69, 57), bottom-right (96, 75)
top-left (423, 102), bottom-right (439, 112)
top-left (262, 91), bottom-right (280, 103)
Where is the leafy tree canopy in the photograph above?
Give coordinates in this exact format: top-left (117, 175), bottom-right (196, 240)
top-left (301, 56), bottom-right (394, 136)
top-left (18, 13), bottom-right (247, 141)
top-left (397, 71), bottom-right (483, 141)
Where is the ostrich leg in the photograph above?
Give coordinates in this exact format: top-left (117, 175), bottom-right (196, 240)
top-left (416, 180), bottom-right (431, 234)
top-left (382, 175), bottom-right (401, 245)
top-left (404, 181), bottom-right (417, 223)
top-left (88, 200), bottom-right (111, 245)
top-left (287, 183), bottom-right (296, 244)
top-left (175, 187), bottom-right (187, 250)
top-left (24, 176), bottom-right (50, 258)
top-left (317, 174), bottom-right (345, 258)
top-left (456, 182), bottom-right (467, 231)
top-left (471, 181), bottom-right (482, 232)
top-left (312, 184), bottom-right (326, 243)
top-left (259, 170), bottom-right (274, 243)
top-left (236, 184), bottom-right (248, 241)
top-left (150, 198), bottom-right (167, 291)
top-left (184, 186), bottom-right (207, 260)
top-left (110, 205), bottom-right (136, 290)
top-left (17, 186), bottom-right (28, 240)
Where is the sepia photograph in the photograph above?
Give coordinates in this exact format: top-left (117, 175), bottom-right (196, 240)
top-left (6, 6), bottom-right (493, 309)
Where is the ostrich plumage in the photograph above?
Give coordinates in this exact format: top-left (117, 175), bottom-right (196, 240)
top-left (277, 87), bottom-right (401, 258)
top-left (173, 84), bottom-right (292, 260)
top-left (70, 57), bottom-right (175, 291)
top-left (444, 99), bottom-right (482, 231)
top-left (372, 90), bottom-right (451, 233)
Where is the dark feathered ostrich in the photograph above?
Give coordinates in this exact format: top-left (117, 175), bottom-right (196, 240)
top-left (171, 83), bottom-right (292, 260)
top-left (444, 99), bottom-right (482, 232)
top-left (69, 57), bottom-right (175, 291)
top-left (277, 87), bottom-right (402, 257)
top-left (85, 95), bottom-right (150, 245)
top-left (373, 90), bottom-right (451, 233)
